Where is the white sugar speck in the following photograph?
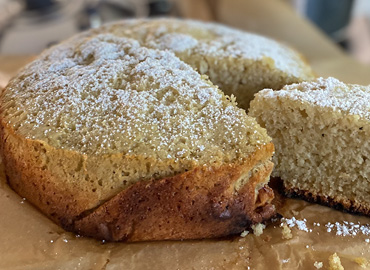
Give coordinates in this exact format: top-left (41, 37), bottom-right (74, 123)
top-left (240, 230), bottom-right (249, 237)
top-left (326, 221), bottom-right (370, 237)
top-left (282, 217), bottom-right (309, 232)
top-left (281, 217), bottom-right (370, 238)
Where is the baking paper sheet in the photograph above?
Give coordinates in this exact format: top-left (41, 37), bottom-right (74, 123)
top-left (1, 161), bottom-right (369, 270)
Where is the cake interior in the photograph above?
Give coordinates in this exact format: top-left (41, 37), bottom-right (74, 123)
top-left (249, 80), bottom-right (370, 214)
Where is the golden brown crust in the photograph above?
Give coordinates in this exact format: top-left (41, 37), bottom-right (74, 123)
top-left (281, 181), bottom-right (370, 216)
top-left (1, 117), bottom-right (276, 241)
top-left (74, 157), bottom-right (275, 241)
top-left (0, 121), bottom-right (99, 225)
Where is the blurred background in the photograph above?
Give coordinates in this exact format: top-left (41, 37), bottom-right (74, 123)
top-left (0, 0), bottom-right (370, 87)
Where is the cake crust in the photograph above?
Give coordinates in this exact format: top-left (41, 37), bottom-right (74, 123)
top-left (283, 185), bottom-right (370, 216)
top-left (74, 149), bottom-right (275, 241)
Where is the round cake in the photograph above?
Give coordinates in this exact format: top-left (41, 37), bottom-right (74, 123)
top-left (0, 18), bottom-right (314, 241)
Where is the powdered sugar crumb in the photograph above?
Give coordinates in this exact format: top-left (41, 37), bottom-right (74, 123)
top-left (282, 217), bottom-right (309, 232)
top-left (326, 221), bottom-right (370, 236)
top-left (281, 217), bottom-right (370, 238)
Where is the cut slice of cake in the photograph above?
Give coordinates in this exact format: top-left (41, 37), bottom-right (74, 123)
top-left (249, 77), bottom-right (370, 215)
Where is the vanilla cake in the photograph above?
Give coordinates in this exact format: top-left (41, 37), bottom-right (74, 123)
top-left (0, 24), bottom-right (276, 241)
top-left (249, 77), bottom-right (370, 215)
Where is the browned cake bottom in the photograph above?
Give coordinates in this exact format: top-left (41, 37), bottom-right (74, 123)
top-left (6, 161), bottom-right (275, 242)
top-left (273, 178), bottom-right (370, 216)
top-left (3, 131), bottom-right (276, 242)
top-left (73, 159), bottom-right (275, 241)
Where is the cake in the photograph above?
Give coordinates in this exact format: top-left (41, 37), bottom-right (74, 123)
top-left (0, 23), bottom-right (276, 241)
top-left (249, 77), bottom-right (370, 215)
top-left (86, 18), bottom-right (315, 109)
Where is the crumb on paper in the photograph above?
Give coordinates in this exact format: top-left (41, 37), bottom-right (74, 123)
top-left (328, 253), bottom-right (344, 270)
top-left (240, 230), bottom-right (249, 237)
top-left (251, 223), bottom-right (265, 236)
top-left (281, 223), bottom-right (292, 239)
top-left (354, 257), bottom-right (368, 268)
top-left (314, 261), bottom-right (323, 269)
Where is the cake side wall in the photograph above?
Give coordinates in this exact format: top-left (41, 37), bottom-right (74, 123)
top-left (249, 93), bottom-right (370, 215)
top-left (73, 144), bottom-right (276, 241)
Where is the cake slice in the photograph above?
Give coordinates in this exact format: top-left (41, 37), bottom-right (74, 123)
top-left (249, 77), bottom-right (370, 215)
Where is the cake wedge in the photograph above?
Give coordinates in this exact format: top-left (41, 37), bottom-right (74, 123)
top-left (249, 77), bottom-right (370, 215)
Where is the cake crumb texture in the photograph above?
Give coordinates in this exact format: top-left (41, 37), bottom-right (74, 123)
top-left (314, 261), bottom-right (323, 269)
top-left (252, 223), bottom-right (266, 236)
top-left (354, 257), bottom-right (368, 269)
top-left (281, 223), bottom-right (293, 239)
top-left (328, 253), bottom-right (344, 270)
top-left (249, 77), bottom-right (370, 215)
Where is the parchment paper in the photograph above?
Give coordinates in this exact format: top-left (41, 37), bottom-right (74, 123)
top-left (1, 160), bottom-right (369, 270)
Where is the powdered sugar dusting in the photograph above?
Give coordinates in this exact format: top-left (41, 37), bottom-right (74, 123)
top-left (281, 217), bottom-right (310, 232)
top-left (281, 217), bottom-right (370, 238)
top-left (156, 33), bottom-right (198, 52)
top-left (2, 30), bottom-right (269, 160)
top-left (326, 221), bottom-right (370, 236)
top-left (103, 18), bottom-right (311, 78)
top-left (259, 77), bottom-right (370, 120)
